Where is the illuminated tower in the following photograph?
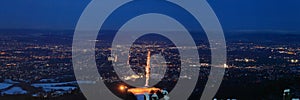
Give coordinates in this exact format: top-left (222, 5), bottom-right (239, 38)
top-left (145, 50), bottom-right (151, 87)
top-left (123, 50), bottom-right (161, 100)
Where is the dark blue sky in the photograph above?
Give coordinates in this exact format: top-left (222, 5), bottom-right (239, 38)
top-left (0, 0), bottom-right (299, 32)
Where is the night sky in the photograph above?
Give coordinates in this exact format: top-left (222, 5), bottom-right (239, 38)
top-left (0, 0), bottom-right (299, 32)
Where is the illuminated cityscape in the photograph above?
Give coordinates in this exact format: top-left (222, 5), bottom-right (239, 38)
top-left (0, 0), bottom-right (299, 99)
top-left (0, 31), bottom-right (299, 99)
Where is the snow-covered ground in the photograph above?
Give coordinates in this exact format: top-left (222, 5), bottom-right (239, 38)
top-left (32, 82), bottom-right (75, 87)
top-left (32, 81), bottom-right (77, 92)
top-left (41, 86), bottom-right (76, 92)
top-left (0, 80), bottom-right (96, 95)
top-left (2, 87), bottom-right (27, 95)
top-left (0, 83), bottom-right (13, 90)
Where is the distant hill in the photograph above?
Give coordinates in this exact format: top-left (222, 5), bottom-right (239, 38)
top-left (1, 29), bottom-right (300, 45)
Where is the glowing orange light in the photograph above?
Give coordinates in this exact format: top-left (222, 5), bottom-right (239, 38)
top-left (128, 87), bottom-right (160, 95)
top-left (119, 85), bottom-right (127, 91)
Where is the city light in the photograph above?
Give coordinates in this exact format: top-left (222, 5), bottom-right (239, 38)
top-left (119, 85), bottom-right (127, 91)
top-left (127, 87), bottom-right (161, 95)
